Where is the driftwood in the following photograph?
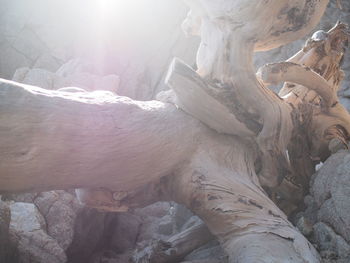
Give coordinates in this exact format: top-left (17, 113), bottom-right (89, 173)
top-left (133, 223), bottom-right (213, 263)
top-left (1, 1), bottom-right (350, 262)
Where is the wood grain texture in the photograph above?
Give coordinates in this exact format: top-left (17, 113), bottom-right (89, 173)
top-left (0, 79), bottom-right (201, 192)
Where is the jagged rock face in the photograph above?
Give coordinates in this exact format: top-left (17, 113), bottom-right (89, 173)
top-left (0, 0), bottom-right (199, 100)
top-left (12, 60), bottom-right (120, 93)
top-left (0, 200), bottom-right (17, 261)
top-left (296, 150), bottom-right (350, 262)
top-left (9, 202), bottom-right (67, 263)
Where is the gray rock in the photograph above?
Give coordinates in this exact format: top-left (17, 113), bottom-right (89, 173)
top-left (0, 41), bottom-right (32, 79)
top-left (181, 215), bottom-right (203, 232)
top-left (11, 27), bottom-right (48, 61)
top-left (64, 72), bottom-right (119, 92)
top-left (297, 216), bottom-right (314, 237)
top-left (339, 97), bottom-right (350, 112)
top-left (157, 214), bottom-right (176, 236)
top-left (12, 62), bottom-right (120, 92)
top-left (311, 151), bottom-right (350, 243)
top-left (173, 204), bottom-right (194, 232)
top-left (9, 202), bottom-right (66, 263)
top-left (1, 192), bottom-right (38, 203)
top-left (109, 213), bottom-right (141, 254)
top-left (55, 59), bottom-right (91, 77)
top-left (12, 67), bottom-right (64, 90)
top-left (0, 200), bottom-right (17, 262)
top-left (66, 208), bottom-right (107, 263)
top-left (34, 191), bottom-right (80, 250)
top-left (135, 202), bottom-right (172, 219)
top-left (313, 222), bottom-right (350, 260)
top-left (133, 202), bottom-right (175, 243)
top-left (184, 240), bottom-right (228, 263)
top-left (89, 250), bottom-right (131, 263)
top-left (33, 53), bottom-right (61, 72)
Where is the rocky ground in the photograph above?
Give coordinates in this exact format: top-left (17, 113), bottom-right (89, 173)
top-left (0, 0), bottom-right (349, 262)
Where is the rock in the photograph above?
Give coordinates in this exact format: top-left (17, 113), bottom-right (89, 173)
top-left (56, 59), bottom-right (93, 77)
top-left (11, 27), bottom-right (48, 61)
top-left (0, 0), bottom-right (198, 100)
top-left (1, 192), bottom-right (38, 203)
top-left (0, 41), bottom-right (32, 79)
top-left (66, 208), bottom-right (107, 263)
top-left (133, 202), bottom-right (175, 243)
top-left (64, 72), bottom-right (119, 92)
top-left (12, 61), bottom-right (119, 92)
top-left (173, 204), bottom-right (194, 232)
top-left (0, 200), bottom-right (17, 262)
top-left (181, 216), bottom-right (203, 232)
top-left (296, 216), bottom-right (314, 237)
top-left (10, 202), bottom-right (46, 234)
top-left (89, 250), bottom-right (131, 263)
top-left (157, 214), bottom-right (176, 236)
top-left (12, 67), bottom-right (65, 90)
top-left (3, 190), bottom-right (81, 253)
top-left (339, 97), bottom-right (350, 113)
top-left (313, 222), bottom-right (350, 260)
top-left (9, 202), bottom-right (66, 263)
top-left (135, 202), bottom-right (172, 219)
top-left (311, 151), bottom-right (350, 243)
top-left (181, 260), bottom-right (222, 263)
top-left (298, 150), bottom-right (350, 262)
top-left (33, 53), bottom-right (61, 72)
top-left (184, 240), bottom-right (228, 263)
top-left (34, 191), bottom-right (80, 250)
top-left (109, 213), bottom-right (141, 254)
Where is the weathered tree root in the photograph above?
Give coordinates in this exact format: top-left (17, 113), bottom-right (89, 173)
top-left (257, 62), bottom-right (336, 108)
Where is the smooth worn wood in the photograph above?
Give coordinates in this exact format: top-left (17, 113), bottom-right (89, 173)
top-left (166, 133), bottom-right (320, 263)
top-left (166, 58), bottom-right (256, 137)
top-left (0, 79), bottom-right (201, 193)
top-left (257, 62), bottom-right (336, 108)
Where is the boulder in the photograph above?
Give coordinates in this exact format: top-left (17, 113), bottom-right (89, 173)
top-left (0, 200), bottom-right (17, 262)
top-left (9, 202), bottom-right (66, 263)
top-left (297, 150), bottom-right (350, 262)
top-left (12, 62), bottom-right (120, 93)
top-left (34, 191), bottom-right (81, 250)
top-left (66, 208), bottom-right (107, 263)
top-left (109, 213), bottom-right (141, 254)
top-left (313, 222), bottom-right (350, 260)
top-left (311, 151), bottom-right (350, 243)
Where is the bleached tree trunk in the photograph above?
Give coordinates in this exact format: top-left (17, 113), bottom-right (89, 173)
top-left (0, 78), bottom-right (319, 262)
top-left (1, 1), bottom-right (349, 262)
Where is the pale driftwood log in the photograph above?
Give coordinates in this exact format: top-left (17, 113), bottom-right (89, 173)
top-left (165, 59), bottom-right (256, 137)
top-left (133, 222), bottom-right (214, 263)
top-left (0, 79), bottom-right (201, 193)
top-left (0, 78), bottom-right (320, 262)
top-left (178, 0), bottom-right (331, 192)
